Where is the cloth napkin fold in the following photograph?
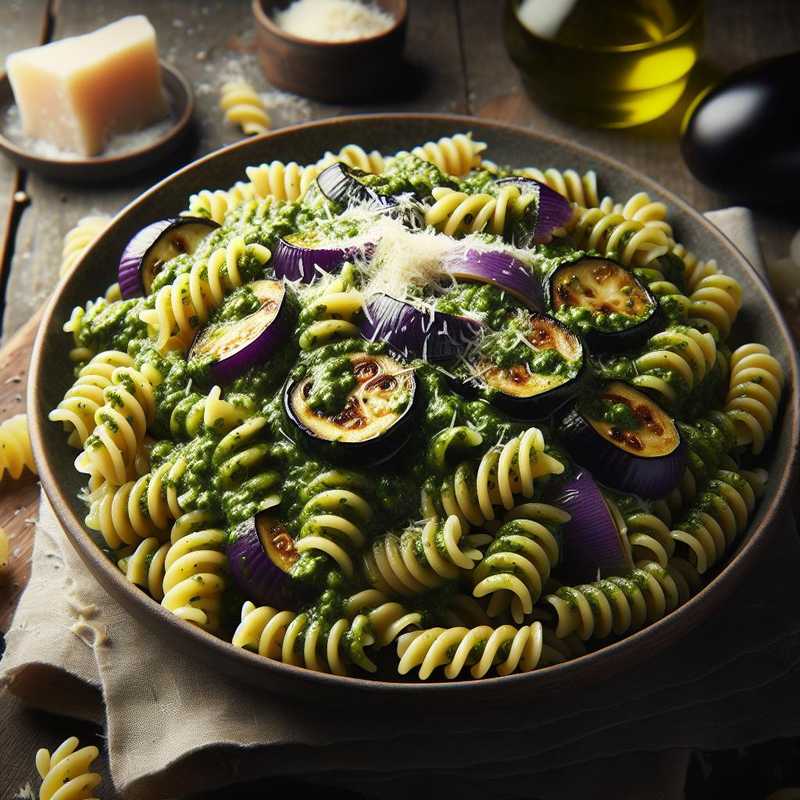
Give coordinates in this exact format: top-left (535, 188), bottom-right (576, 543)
top-left (2, 208), bottom-right (797, 800)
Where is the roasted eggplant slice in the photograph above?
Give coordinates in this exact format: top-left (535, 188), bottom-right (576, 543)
top-left (560, 381), bottom-right (687, 498)
top-left (493, 177), bottom-right (573, 246)
top-left (227, 510), bottom-right (298, 608)
top-left (546, 470), bottom-right (633, 583)
top-left (360, 293), bottom-right (482, 362)
top-left (118, 217), bottom-right (219, 298)
top-left (284, 352), bottom-right (418, 464)
top-left (189, 280), bottom-right (290, 384)
top-left (473, 313), bottom-right (585, 419)
top-left (547, 256), bottom-right (661, 352)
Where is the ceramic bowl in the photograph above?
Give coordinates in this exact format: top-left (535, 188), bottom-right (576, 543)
top-left (28, 114), bottom-right (799, 712)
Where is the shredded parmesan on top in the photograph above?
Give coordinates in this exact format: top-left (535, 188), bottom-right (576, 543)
top-left (274, 0), bottom-right (395, 42)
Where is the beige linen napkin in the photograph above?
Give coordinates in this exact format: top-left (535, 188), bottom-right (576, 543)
top-left (2, 208), bottom-right (797, 800)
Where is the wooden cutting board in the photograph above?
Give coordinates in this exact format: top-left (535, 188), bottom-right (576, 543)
top-left (1, 312), bottom-right (42, 631)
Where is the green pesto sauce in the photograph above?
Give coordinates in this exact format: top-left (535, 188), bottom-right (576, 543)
top-left (582, 395), bottom-right (641, 430)
top-left (435, 281), bottom-right (518, 329)
top-left (305, 355), bottom-right (356, 415)
top-left (359, 153), bottom-right (455, 198)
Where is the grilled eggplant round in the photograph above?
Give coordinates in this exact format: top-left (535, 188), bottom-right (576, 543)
top-left (560, 381), bottom-right (687, 498)
top-left (284, 352), bottom-right (418, 465)
top-left (546, 256), bottom-right (661, 352)
top-left (471, 313), bottom-right (585, 420)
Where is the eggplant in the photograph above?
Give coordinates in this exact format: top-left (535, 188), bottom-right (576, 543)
top-left (681, 52), bottom-right (800, 203)
top-left (546, 256), bottom-right (661, 352)
top-left (360, 293), bottom-right (482, 362)
top-left (494, 176), bottom-right (573, 246)
top-left (188, 280), bottom-right (290, 384)
top-left (118, 217), bottom-right (219, 298)
top-left (475, 313), bottom-right (585, 419)
top-left (317, 162), bottom-right (424, 228)
top-left (273, 235), bottom-right (365, 283)
top-left (560, 381), bottom-right (686, 499)
top-left (284, 352), bottom-right (418, 465)
top-left (227, 510), bottom-right (298, 608)
top-left (445, 249), bottom-right (544, 310)
top-left (546, 470), bottom-right (633, 583)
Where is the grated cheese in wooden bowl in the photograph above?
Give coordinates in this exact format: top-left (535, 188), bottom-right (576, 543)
top-left (274, 0), bottom-right (395, 42)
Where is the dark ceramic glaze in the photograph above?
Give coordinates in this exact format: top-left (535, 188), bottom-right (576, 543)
top-left (29, 115), bottom-right (799, 710)
top-left (0, 62), bottom-right (194, 182)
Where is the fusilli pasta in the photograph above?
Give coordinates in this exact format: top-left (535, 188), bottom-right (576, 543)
top-left (35, 736), bottom-right (101, 800)
top-left (220, 79), bottom-right (271, 135)
top-left (0, 414), bottom-right (36, 481)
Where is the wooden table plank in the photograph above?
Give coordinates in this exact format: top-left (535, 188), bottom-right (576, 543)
top-left (1, 0), bottom-right (466, 340)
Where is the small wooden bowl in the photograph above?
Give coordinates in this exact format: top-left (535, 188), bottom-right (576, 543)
top-left (252, 0), bottom-right (408, 103)
top-left (0, 61), bottom-right (194, 183)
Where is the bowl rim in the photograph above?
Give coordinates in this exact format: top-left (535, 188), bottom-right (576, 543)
top-left (0, 61), bottom-right (194, 171)
top-left (29, 112), bottom-right (800, 698)
top-left (251, 0), bottom-right (408, 48)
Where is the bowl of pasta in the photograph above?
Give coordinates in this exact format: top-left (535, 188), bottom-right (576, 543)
top-left (29, 114), bottom-right (798, 707)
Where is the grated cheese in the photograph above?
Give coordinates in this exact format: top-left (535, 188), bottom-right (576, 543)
top-left (274, 0), bottom-right (395, 42)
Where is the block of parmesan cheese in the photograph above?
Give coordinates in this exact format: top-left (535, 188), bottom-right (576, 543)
top-left (6, 16), bottom-right (167, 157)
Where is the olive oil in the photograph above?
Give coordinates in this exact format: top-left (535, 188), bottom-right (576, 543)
top-left (504, 0), bottom-right (704, 127)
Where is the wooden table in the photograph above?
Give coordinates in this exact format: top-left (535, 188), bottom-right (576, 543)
top-left (1, 1), bottom-right (799, 796)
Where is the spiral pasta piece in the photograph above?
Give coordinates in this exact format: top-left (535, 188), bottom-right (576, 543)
top-left (363, 515), bottom-right (488, 596)
top-left (601, 191), bottom-right (671, 235)
top-left (514, 166), bottom-right (599, 208)
top-left (317, 143), bottom-right (386, 173)
top-left (60, 215), bottom-right (112, 277)
top-left (671, 468), bottom-right (766, 574)
top-left (49, 350), bottom-right (134, 447)
top-left (424, 428), bottom-right (565, 528)
top-left (85, 458), bottom-right (188, 548)
top-left (724, 343), bottom-right (785, 454)
top-left (74, 363), bottom-right (161, 486)
top-left (396, 620), bottom-right (577, 680)
top-left (211, 414), bottom-right (281, 522)
top-left (117, 536), bottom-right (171, 599)
top-left (472, 503), bottom-right (567, 623)
top-left (246, 160), bottom-right (319, 201)
top-left (295, 476), bottom-right (373, 577)
top-left (688, 272), bottom-right (743, 339)
top-left (220, 79), bottom-right (270, 135)
top-left (161, 512), bottom-right (226, 631)
top-left (140, 236), bottom-right (271, 351)
top-left (398, 133), bottom-right (486, 177)
top-left (624, 508), bottom-right (675, 566)
top-left (0, 414), bottom-right (36, 482)
top-left (63, 290), bottom-right (121, 363)
top-left (169, 385), bottom-right (254, 439)
top-left (187, 181), bottom-right (255, 224)
top-left (298, 288), bottom-right (364, 350)
top-left (343, 589), bottom-right (422, 646)
top-left (672, 242), bottom-right (720, 291)
top-left (424, 185), bottom-right (536, 238)
top-left (565, 206), bottom-right (671, 266)
top-left (233, 600), bottom-right (377, 675)
top-left (545, 561), bottom-right (684, 641)
top-left (35, 736), bottom-right (102, 800)
top-left (632, 326), bottom-right (717, 406)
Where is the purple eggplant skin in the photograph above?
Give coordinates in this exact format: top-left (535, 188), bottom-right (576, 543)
top-left (188, 280), bottom-right (292, 385)
top-left (273, 237), bottom-right (357, 283)
top-left (282, 357), bottom-right (421, 466)
top-left (494, 176), bottom-right (573, 245)
top-left (682, 51), bottom-right (800, 204)
top-left (558, 399), bottom-right (687, 499)
top-left (118, 217), bottom-right (219, 299)
top-left (360, 293), bottom-right (482, 363)
top-left (545, 470), bottom-right (632, 583)
top-left (227, 511), bottom-right (298, 609)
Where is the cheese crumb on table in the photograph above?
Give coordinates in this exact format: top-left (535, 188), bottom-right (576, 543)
top-left (6, 16), bottom-right (167, 157)
top-left (274, 0), bottom-right (395, 42)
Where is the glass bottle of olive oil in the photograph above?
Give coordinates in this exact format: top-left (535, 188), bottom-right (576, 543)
top-left (504, 0), bottom-right (704, 128)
